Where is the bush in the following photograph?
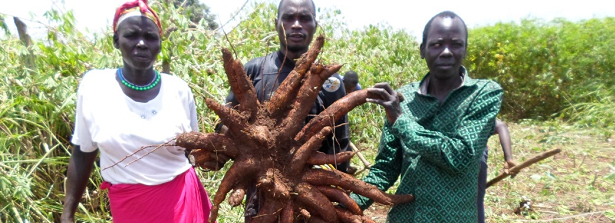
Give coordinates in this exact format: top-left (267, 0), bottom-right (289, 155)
top-left (466, 17), bottom-right (615, 123)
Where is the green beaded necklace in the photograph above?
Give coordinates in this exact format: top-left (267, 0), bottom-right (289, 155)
top-left (117, 68), bottom-right (160, 91)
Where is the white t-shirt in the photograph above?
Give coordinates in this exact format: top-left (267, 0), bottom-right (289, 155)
top-left (71, 69), bottom-right (198, 185)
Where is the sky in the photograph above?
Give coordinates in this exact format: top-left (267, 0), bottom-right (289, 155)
top-left (2, 0), bottom-right (614, 40)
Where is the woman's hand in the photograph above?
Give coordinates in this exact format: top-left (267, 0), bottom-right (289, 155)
top-left (61, 146), bottom-right (97, 223)
top-left (366, 83), bottom-right (403, 124)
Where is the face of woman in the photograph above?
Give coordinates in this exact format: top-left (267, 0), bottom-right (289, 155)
top-left (113, 16), bottom-right (161, 70)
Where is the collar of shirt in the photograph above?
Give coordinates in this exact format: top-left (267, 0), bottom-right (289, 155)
top-left (418, 66), bottom-right (473, 95)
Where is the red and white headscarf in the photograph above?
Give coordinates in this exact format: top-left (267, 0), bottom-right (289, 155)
top-left (112, 0), bottom-right (162, 35)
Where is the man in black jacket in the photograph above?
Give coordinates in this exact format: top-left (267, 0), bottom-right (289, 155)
top-left (222, 0), bottom-right (350, 221)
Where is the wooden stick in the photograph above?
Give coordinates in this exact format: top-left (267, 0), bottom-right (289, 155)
top-left (487, 148), bottom-right (561, 188)
top-left (349, 141), bottom-right (371, 169)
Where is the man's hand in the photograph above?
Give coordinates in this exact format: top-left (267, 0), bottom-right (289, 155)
top-left (366, 83), bottom-right (402, 124)
top-left (504, 160), bottom-right (518, 177)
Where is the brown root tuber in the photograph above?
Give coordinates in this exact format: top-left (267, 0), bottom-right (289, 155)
top-left (316, 186), bottom-right (362, 215)
top-left (228, 185), bottom-right (247, 207)
top-left (221, 48), bottom-right (259, 119)
top-left (306, 151), bottom-right (356, 166)
top-left (176, 133), bottom-right (238, 158)
top-left (295, 183), bottom-right (339, 223)
top-left (289, 127), bottom-right (332, 176)
top-left (175, 34), bottom-right (414, 222)
top-left (267, 36), bottom-right (325, 116)
top-left (303, 169), bottom-right (415, 205)
top-left (297, 90), bottom-right (372, 142)
top-left (279, 200), bottom-right (294, 223)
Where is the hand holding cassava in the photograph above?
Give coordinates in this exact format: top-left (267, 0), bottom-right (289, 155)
top-left (366, 83), bottom-right (403, 124)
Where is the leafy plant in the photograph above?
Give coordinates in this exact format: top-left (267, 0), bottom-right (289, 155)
top-left (466, 17), bottom-right (615, 126)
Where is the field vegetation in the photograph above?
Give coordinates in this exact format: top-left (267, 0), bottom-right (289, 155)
top-left (0, 1), bottom-right (613, 222)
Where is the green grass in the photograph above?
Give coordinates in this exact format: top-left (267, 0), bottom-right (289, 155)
top-left (483, 121), bottom-right (614, 223)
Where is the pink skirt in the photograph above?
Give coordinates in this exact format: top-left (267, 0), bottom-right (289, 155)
top-left (101, 168), bottom-right (214, 223)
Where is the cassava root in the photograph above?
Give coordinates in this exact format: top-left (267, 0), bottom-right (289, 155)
top-left (174, 34), bottom-right (414, 223)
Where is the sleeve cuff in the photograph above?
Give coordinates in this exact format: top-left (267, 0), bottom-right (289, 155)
top-left (72, 138), bottom-right (97, 152)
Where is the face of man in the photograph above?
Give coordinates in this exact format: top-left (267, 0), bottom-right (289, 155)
top-left (114, 16), bottom-right (161, 70)
top-left (275, 0), bottom-right (317, 53)
top-left (420, 16), bottom-right (467, 80)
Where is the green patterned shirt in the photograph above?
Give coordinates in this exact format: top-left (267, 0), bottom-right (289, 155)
top-left (352, 69), bottom-right (503, 223)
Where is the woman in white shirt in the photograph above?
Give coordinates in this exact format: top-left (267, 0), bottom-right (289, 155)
top-left (60, 1), bottom-right (213, 222)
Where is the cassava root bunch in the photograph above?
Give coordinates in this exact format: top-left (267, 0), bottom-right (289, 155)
top-left (175, 34), bottom-right (415, 223)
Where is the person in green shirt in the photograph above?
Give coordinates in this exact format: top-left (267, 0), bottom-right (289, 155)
top-left (352, 11), bottom-right (503, 222)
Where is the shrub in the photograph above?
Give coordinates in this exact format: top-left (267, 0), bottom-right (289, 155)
top-left (466, 17), bottom-right (615, 123)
